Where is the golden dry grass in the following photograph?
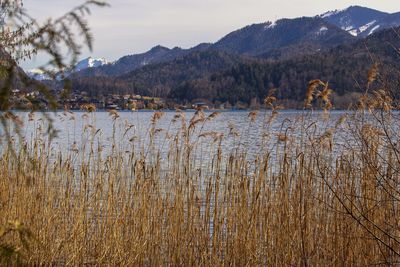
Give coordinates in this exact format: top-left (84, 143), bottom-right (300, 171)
top-left (1, 90), bottom-right (400, 266)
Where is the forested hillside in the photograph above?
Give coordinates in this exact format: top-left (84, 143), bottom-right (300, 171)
top-left (212, 17), bottom-right (355, 57)
top-left (171, 27), bottom-right (400, 105)
top-left (72, 50), bottom-right (252, 97)
top-left (71, 27), bottom-right (400, 107)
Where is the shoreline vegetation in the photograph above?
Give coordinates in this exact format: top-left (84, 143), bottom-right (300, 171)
top-left (8, 107), bottom-right (384, 113)
top-left (9, 90), bottom-right (391, 112)
top-left (2, 77), bottom-right (400, 265)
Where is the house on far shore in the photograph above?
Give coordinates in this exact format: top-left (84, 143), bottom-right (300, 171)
top-left (106, 104), bottom-right (119, 110)
top-left (192, 102), bottom-right (209, 110)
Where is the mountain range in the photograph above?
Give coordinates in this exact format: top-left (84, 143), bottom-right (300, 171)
top-left (72, 27), bottom-right (400, 105)
top-left (27, 5), bottom-right (400, 107)
top-left (70, 16), bottom-right (358, 78)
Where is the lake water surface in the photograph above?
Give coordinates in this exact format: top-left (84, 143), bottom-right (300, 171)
top-left (6, 110), bottom-right (355, 164)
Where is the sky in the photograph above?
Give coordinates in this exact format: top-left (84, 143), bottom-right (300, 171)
top-left (20, 0), bottom-right (400, 69)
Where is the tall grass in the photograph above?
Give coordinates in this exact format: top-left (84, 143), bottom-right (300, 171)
top-left (1, 89), bottom-right (400, 265)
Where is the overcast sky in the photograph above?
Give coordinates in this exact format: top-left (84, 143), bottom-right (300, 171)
top-left (21, 0), bottom-right (399, 69)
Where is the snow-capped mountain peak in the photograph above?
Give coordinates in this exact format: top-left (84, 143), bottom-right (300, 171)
top-left (74, 57), bottom-right (108, 72)
top-left (26, 69), bottom-right (50, 81)
top-left (318, 6), bottom-right (400, 38)
top-left (27, 57), bottom-right (109, 81)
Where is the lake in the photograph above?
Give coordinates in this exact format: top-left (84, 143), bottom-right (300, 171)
top-left (3, 110), bottom-right (356, 167)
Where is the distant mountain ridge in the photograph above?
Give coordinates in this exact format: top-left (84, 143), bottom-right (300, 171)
top-left (320, 6), bottom-right (400, 37)
top-left (22, 5), bottom-right (400, 84)
top-left (27, 56), bottom-right (109, 80)
top-left (73, 43), bottom-right (211, 78)
top-left (31, 5), bottom-right (399, 82)
top-left (72, 16), bottom-right (358, 78)
top-left (212, 17), bottom-right (355, 57)
top-left (70, 6), bottom-right (399, 79)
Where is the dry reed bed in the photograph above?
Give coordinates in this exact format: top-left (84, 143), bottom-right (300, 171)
top-left (1, 103), bottom-right (400, 265)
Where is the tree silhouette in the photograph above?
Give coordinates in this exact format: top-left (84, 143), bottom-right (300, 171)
top-left (0, 0), bottom-right (107, 141)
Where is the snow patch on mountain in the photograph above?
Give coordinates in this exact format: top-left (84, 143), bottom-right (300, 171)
top-left (319, 26), bottom-right (328, 32)
top-left (359, 20), bottom-right (377, 33)
top-left (368, 25), bottom-right (380, 35)
top-left (341, 20), bottom-right (378, 37)
top-left (348, 29), bottom-right (358, 36)
top-left (264, 21), bottom-right (277, 30)
top-left (316, 26), bottom-right (328, 36)
top-left (141, 60), bottom-right (149, 66)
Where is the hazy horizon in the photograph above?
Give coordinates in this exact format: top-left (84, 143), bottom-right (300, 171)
top-left (21, 0), bottom-right (400, 69)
